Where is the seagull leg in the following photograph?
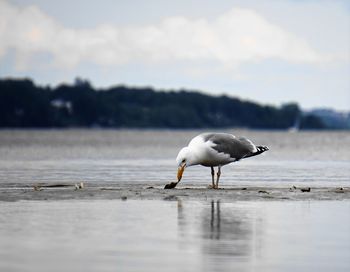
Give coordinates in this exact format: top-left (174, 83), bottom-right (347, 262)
top-left (215, 166), bottom-right (221, 189)
top-left (207, 166), bottom-right (216, 189)
top-left (211, 167), bottom-right (215, 187)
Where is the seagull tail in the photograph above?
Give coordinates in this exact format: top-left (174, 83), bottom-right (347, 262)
top-left (244, 145), bottom-right (269, 159)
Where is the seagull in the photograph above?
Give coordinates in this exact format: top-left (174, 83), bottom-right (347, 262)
top-left (164, 133), bottom-right (269, 189)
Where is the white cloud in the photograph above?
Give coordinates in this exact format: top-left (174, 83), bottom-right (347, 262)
top-left (0, 0), bottom-right (330, 70)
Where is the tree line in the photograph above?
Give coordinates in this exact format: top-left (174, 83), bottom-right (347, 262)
top-left (0, 78), bottom-right (325, 129)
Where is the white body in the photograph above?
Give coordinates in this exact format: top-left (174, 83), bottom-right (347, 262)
top-left (176, 134), bottom-right (236, 167)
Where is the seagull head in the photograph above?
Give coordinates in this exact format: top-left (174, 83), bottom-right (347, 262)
top-left (176, 147), bottom-right (195, 181)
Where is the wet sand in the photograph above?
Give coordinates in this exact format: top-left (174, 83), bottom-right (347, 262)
top-left (1, 183), bottom-right (349, 202)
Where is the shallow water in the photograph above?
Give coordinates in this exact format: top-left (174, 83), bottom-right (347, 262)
top-left (1, 130), bottom-right (350, 272)
top-left (0, 200), bottom-right (349, 272)
top-left (0, 129), bottom-right (349, 187)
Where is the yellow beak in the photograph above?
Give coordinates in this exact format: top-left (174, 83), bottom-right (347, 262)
top-left (177, 164), bottom-right (186, 182)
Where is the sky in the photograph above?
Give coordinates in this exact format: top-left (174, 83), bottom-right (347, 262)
top-left (0, 0), bottom-right (349, 110)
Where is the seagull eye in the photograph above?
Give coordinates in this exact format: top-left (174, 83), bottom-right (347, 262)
top-left (182, 159), bottom-right (186, 163)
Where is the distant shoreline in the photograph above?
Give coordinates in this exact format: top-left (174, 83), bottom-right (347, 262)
top-left (1, 78), bottom-right (330, 129)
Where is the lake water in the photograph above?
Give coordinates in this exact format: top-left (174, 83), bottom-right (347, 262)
top-left (0, 129), bottom-right (350, 272)
top-left (0, 200), bottom-right (349, 272)
top-left (0, 129), bottom-right (349, 187)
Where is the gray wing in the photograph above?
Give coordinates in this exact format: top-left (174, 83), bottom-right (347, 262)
top-left (203, 133), bottom-right (256, 160)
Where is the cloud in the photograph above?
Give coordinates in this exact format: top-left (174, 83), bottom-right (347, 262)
top-left (0, 0), bottom-right (329, 70)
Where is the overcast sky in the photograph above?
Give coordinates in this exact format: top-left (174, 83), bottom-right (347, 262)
top-left (0, 0), bottom-right (349, 110)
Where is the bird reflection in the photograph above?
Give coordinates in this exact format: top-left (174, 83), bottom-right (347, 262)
top-left (176, 200), bottom-right (263, 259)
top-left (177, 199), bottom-right (186, 237)
top-left (202, 200), bottom-right (253, 257)
top-left (209, 200), bottom-right (221, 239)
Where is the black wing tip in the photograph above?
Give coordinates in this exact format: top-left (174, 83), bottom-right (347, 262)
top-left (257, 145), bottom-right (269, 152)
top-left (242, 145), bottom-right (269, 159)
